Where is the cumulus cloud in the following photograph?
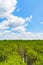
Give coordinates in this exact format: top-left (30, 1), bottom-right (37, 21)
top-left (0, 0), bottom-right (32, 32)
top-left (0, 0), bottom-right (40, 40)
top-left (0, 30), bottom-right (43, 40)
top-left (0, 0), bottom-right (17, 17)
top-left (0, 13), bottom-right (32, 32)
top-left (14, 26), bottom-right (26, 32)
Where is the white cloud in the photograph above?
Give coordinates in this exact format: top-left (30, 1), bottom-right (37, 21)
top-left (14, 26), bottom-right (26, 32)
top-left (18, 32), bottom-right (42, 40)
top-left (26, 15), bottom-right (32, 21)
top-left (0, 0), bottom-right (40, 40)
top-left (0, 0), bottom-right (43, 40)
top-left (0, 30), bottom-right (43, 40)
top-left (0, 0), bottom-right (32, 32)
top-left (0, 0), bottom-right (17, 17)
top-left (0, 14), bottom-right (32, 31)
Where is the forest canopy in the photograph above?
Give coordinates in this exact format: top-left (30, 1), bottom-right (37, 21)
top-left (0, 40), bottom-right (43, 65)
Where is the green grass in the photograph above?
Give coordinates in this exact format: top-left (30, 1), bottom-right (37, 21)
top-left (0, 40), bottom-right (43, 65)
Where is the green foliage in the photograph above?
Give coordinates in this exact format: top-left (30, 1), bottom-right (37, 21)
top-left (0, 40), bottom-right (43, 65)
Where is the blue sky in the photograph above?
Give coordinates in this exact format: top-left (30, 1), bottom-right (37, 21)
top-left (14, 0), bottom-right (43, 33)
top-left (0, 0), bottom-right (43, 39)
